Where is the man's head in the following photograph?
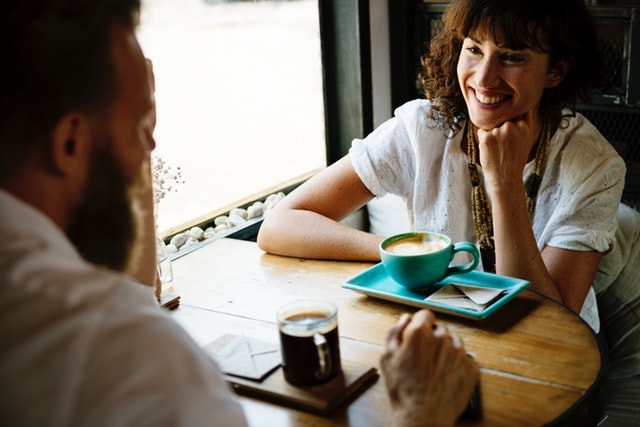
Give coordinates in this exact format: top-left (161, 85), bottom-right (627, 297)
top-left (1, 0), bottom-right (142, 173)
top-left (1, 0), bottom-right (156, 271)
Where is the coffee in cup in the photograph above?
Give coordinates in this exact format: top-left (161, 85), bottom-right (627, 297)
top-left (277, 300), bottom-right (342, 386)
top-left (380, 231), bottom-right (479, 290)
top-left (384, 233), bottom-right (449, 255)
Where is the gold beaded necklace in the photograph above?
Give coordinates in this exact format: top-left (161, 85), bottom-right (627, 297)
top-left (466, 121), bottom-right (550, 273)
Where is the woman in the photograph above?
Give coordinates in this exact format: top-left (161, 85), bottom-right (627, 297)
top-left (257, 0), bottom-right (625, 332)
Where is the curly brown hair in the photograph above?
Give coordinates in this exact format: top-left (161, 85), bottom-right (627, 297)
top-left (418, 0), bottom-right (605, 135)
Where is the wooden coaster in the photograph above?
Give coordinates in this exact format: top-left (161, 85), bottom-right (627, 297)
top-left (225, 358), bottom-right (378, 416)
top-left (159, 293), bottom-right (180, 310)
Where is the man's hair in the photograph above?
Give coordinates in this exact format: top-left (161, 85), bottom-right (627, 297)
top-left (0, 0), bottom-right (141, 177)
top-left (418, 0), bottom-right (606, 134)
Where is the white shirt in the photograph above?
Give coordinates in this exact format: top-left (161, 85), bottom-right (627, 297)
top-left (351, 99), bottom-right (626, 332)
top-left (0, 190), bottom-right (247, 427)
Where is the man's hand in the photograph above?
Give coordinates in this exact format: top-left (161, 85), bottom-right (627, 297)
top-left (381, 309), bottom-right (479, 427)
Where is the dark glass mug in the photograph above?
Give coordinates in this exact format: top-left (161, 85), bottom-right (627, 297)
top-left (277, 300), bottom-right (342, 386)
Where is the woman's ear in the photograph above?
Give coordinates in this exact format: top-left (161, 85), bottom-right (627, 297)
top-left (49, 113), bottom-right (91, 176)
top-left (545, 59), bottom-right (571, 88)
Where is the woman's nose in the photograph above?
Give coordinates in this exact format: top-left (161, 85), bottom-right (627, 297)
top-left (475, 56), bottom-right (500, 88)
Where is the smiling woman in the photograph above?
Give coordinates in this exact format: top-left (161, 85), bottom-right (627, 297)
top-left (137, 0), bottom-right (326, 236)
top-left (256, 0), bottom-right (624, 335)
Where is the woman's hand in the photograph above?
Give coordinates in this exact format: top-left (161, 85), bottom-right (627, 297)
top-left (476, 108), bottom-right (541, 191)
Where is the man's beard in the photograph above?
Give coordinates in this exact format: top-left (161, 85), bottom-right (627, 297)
top-left (67, 148), bottom-right (142, 273)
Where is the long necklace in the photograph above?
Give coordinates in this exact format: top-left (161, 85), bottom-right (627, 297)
top-left (466, 121), bottom-right (550, 273)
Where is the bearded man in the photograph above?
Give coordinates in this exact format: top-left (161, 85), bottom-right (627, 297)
top-left (0, 1), bottom-right (246, 425)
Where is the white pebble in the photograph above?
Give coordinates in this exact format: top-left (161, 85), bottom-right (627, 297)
top-left (170, 233), bottom-right (188, 248)
top-left (247, 204), bottom-right (264, 219)
top-left (180, 237), bottom-right (199, 250)
top-left (229, 208), bottom-right (248, 219)
top-left (188, 226), bottom-right (204, 241)
top-left (215, 223), bottom-right (229, 232)
top-left (214, 215), bottom-right (228, 226)
top-left (227, 214), bottom-right (247, 228)
top-left (264, 193), bottom-right (278, 205)
top-left (265, 192), bottom-right (285, 210)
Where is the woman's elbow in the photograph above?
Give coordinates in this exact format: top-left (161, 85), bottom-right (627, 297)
top-left (256, 214), bottom-right (281, 254)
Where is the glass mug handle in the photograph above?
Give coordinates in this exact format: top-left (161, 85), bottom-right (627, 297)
top-left (313, 332), bottom-right (332, 380)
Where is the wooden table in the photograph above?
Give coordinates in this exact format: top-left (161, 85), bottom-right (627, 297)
top-left (167, 238), bottom-right (604, 426)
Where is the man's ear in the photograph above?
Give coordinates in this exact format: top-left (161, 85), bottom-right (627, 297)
top-left (49, 113), bottom-right (91, 176)
top-left (545, 59), bottom-right (571, 89)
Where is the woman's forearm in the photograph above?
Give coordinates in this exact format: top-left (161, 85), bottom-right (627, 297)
top-left (490, 184), bottom-right (562, 302)
top-left (258, 208), bottom-right (383, 261)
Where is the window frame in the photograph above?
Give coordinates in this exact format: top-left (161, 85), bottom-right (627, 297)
top-left (163, 0), bottom-right (381, 250)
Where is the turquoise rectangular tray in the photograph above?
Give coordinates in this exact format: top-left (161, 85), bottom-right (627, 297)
top-left (343, 264), bottom-right (530, 320)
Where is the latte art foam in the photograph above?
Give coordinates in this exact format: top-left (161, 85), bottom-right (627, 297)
top-left (385, 236), bottom-right (448, 255)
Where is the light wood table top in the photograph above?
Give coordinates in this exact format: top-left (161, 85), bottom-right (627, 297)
top-left (167, 237), bottom-right (604, 427)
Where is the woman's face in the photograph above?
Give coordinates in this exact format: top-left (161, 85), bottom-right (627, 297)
top-left (457, 33), bottom-right (561, 131)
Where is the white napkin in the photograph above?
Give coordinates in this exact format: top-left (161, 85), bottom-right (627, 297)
top-left (425, 283), bottom-right (506, 312)
top-left (205, 334), bottom-right (281, 381)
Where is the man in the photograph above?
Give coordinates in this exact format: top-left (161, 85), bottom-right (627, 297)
top-left (0, 1), bottom-right (478, 426)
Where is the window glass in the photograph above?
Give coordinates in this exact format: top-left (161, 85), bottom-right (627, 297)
top-left (138, 0), bottom-right (326, 235)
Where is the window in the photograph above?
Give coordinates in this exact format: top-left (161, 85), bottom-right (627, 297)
top-left (138, 0), bottom-right (326, 235)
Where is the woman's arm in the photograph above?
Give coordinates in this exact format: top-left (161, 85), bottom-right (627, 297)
top-left (257, 156), bottom-right (384, 261)
top-left (479, 115), bottom-right (600, 313)
top-left (489, 170), bottom-right (600, 313)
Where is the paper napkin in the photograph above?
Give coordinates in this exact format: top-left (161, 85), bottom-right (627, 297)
top-left (425, 283), bottom-right (506, 312)
top-left (205, 334), bottom-right (282, 381)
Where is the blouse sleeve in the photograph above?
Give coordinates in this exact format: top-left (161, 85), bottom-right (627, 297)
top-left (349, 100), bottom-right (434, 199)
top-left (537, 116), bottom-right (626, 253)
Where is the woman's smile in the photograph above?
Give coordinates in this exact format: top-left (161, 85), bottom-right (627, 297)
top-left (473, 89), bottom-right (507, 106)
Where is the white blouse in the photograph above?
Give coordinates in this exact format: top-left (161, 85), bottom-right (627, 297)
top-left (351, 99), bottom-right (626, 331)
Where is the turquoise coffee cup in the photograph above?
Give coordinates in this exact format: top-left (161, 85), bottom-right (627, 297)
top-left (380, 231), bottom-right (480, 291)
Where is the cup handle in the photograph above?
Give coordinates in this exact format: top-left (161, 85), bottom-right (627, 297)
top-left (313, 332), bottom-right (332, 380)
top-left (445, 241), bottom-right (480, 277)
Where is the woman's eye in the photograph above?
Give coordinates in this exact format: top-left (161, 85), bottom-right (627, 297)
top-left (465, 46), bottom-right (481, 55)
top-left (502, 54), bottom-right (524, 63)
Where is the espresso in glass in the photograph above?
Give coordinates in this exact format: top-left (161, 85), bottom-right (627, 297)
top-left (277, 301), bottom-right (342, 386)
